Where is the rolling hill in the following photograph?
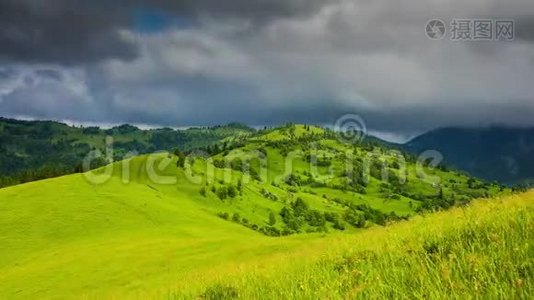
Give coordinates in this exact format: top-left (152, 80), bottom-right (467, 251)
top-left (403, 126), bottom-right (534, 185)
top-left (0, 124), bottom-right (525, 298)
top-left (0, 117), bottom-right (254, 188)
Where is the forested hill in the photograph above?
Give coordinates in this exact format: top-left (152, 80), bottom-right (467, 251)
top-left (403, 126), bottom-right (534, 185)
top-left (0, 118), bottom-right (254, 187)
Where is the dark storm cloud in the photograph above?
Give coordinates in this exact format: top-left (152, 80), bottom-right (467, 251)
top-left (0, 0), bottom-right (333, 65)
top-left (0, 0), bottom-right (140, 65)
top-left (150, 0), bottom-right (331, 18)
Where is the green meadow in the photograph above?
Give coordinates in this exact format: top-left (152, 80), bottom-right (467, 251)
top-left (0, 124), bottom-right (531, 299)
top-left (0, 174), bottom-right (532, 299)
top-left (185, 191), bottom-right (534, 299)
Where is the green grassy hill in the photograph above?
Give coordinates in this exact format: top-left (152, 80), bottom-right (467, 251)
top-left (0, 175), bottom-right (531, 298)
top-left (0, 117), bottom-right (254, 187)
top-left (0, 124), bottom-right (528, 298)
top-left (188, 124), bottom-right (506, 235)
top-left (188, 191), bottom-right (534, 299)
top-left (0, 174), bottom-right (299, 298)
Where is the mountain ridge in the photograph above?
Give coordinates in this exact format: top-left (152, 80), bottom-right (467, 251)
top-left (403, 126), bottom-right (534, 184)
top-left (3, 116), bottom-right (533, 187)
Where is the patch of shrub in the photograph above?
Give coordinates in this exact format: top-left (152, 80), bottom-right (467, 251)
top-left (227, 185), bottom-right (237, 198)
top-left (232, 213), bottom-right (241, 222)
top-left (217, 212), bottom-right (229, 220)
top-left (217, 186), bottom-right (228, 200)
top-left (261, 188), bottom-right (278, 201)
top-left (200, 284), bottom-right (239, 300)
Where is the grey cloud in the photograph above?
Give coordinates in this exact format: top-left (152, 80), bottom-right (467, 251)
top-left (0, 65), bottom-right (104, 125)
top-left (0, 67), bottom-right (16, 80)
top-left (95, 0), bottom-right (534, 132)
top-left (0, 0), bottom-right (139, 65)
top-left (0, 0), bottom-right (334, 65)
top-left (152, 0), bottom-right (334, 20)
top-left (516, 17), bottom-right (534, 42)
top-left (34, 69), bottom-right (63, 81)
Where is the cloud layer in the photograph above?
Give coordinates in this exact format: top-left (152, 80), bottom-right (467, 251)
top-left (0, 0), bottom-right (533, 137)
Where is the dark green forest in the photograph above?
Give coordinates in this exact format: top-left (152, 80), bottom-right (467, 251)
top-left (0, 118), bottom-right (253, 187)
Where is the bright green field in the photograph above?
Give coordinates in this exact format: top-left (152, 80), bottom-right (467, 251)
top-left (190, 191), bottom-right (534, 299)
top-left (0, 174), bottom-right (303, 298)
top-left (0, 167), bottom-right (346, 298)
top-left (0, 172), bottom-right (532, 298)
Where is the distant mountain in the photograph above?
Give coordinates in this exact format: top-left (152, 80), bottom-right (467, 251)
top-left (0, 117), bottom-right (254, 187)
top-left (403, 127), bottom-right (534, 184)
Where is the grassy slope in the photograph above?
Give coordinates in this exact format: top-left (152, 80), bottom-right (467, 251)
top-left (0, 173), bottom-right (313, 298)
top-left (191, 191), bottom-right (533, 299)
top-left (0, 173), bottom-right (531, 298)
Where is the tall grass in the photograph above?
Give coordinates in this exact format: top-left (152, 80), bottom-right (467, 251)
top-left (180, 192), bottom-right (533, 299)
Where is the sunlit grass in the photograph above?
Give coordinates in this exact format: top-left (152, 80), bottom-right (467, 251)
top-left (174, 191), bottom-right (534, 299)
top-left (0, 170), bottom-right (530, 298)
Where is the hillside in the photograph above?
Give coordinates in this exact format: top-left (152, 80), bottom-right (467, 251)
top-left (186, 190), bottom-right (534, 299)
top-left (204, 124), bottom-right (506, 234)
top-left (0, 124), bottom-right (521, 298)
top-left (403, 127), bottom-right (534, 185)
top-left (0, 118), bottom-right (254, 187)
top-left (0, 168), bottom-right (530, 298)
top-left (99, 124), bottom-right (506, 237)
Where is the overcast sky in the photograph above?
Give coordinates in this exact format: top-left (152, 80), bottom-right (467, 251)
top-left (0, 0), bottom-right (533, 141)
